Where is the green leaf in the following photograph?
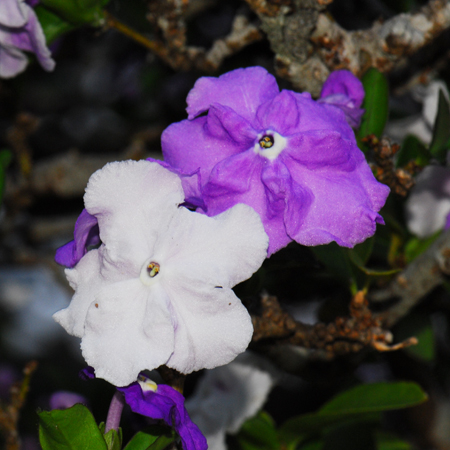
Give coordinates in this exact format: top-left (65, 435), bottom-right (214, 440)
top-left (235, 411), bottom-right (279, 450)
top-left (124, 426), bottom-right (175, 450)
top-left (376, 432), bottom-right (412, 450)
top-left (299, 440), bottom-right (323, 450)
top-left (394, 313), bottom-right (435, 362)
top-left (38, 404), bottom-right (108, 450)
top-left (404, 230), bottom-right (441, 263)
top-left (395, 135), bottom-right (430, 168)
top-left (280, 382), bottom-right (427, 444)
top-left (323, 421), bottom-right (376, 450)
top-left (357, 68), bottom-right (389, 145)
top-left (429, 89), bottom-right (450, 164)
top-left (35, 6), bottom-right (76, 44)
top-left (0, 149), bottom-right (12, 203)
top-left (320, 382), bottom-right (427, 414)
top-left (40, 0), bottom-right (109, 26)
top-left (104, 428), bottom-right (122, 450)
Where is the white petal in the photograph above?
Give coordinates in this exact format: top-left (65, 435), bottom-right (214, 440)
top-left (83, 160), bottom-right (185, 277)
top-left (53, 250), bottom-right (103, 337)
top-left (165, 278), bottom-right (253, 373)
top-left (186, 355), bottom-right (275, 447)
top-left (81, 281), bottom-right (175, 386)
top-left (406, 165), bottom-right (450, 237)
top-left (157, 203), bottom-right (268, 289)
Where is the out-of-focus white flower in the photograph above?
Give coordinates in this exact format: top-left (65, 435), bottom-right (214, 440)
top-left (186, 354), bottom-right (276, 450)
top-left (386, 80), bottom-right (449, 144)
top-left (0, 265), bottom-right (70, 356)
top-left (406, 165), bottom-right (450, 238)
top-left (53, 160), bottom-right (268, 387)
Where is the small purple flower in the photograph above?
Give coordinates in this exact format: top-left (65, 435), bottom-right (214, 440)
top-left (49, 391), bottom-right (87, 410)
top-left (162, 67), bottom-right (390, 255)
top-left (118, 378), bottom-right (207, 450)
top-left (55, 209), bottom-right (100, 268)
top-left (0, 0), bottom-right (55, 78)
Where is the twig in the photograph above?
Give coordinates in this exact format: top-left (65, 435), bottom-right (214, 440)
top-left (371, 228), bottom-right (450, 327)
top-left (0, 361), bottom-right (38, 450)
top-left (247, 0), bottom-right (450, 95)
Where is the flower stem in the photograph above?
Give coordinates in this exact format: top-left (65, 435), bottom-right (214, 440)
top-left (105, 390), bottom-right (125, 433)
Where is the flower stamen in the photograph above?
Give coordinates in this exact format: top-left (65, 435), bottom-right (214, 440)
top-left (147, 262), bottom-right (160, 277)
top-left (259, 135), bottom-right (274, 149)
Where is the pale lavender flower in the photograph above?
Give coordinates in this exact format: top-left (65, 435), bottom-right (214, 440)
top-left (53, 160), bottom-right (268, 387)
top-left (118, 377), bottom-right (207, 450)
top-left (161, 67), bottom-right (389, 256)
top-left (49, 391), bottom-right (87, 410)
top-left (0, 0), bottom-right (55, 78)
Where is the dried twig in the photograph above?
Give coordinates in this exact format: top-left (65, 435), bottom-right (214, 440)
top-left (251, 292), bottom-right (416, 359)
top-left (0, 361), bottom-right (38, 450)
top-left (371, 228), bottom-right (450, 327)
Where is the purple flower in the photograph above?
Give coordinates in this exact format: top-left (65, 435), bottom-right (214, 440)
top-left (161, 67), bottom-right (390, 256)
top-left (55, 209), bottom-right (100, 268)
top-left (118, 378), bottom-right (207, 450)
top-left (49, 391), bottom-right (87, 409)
top-left (0, 0), bottom-right (55, 78)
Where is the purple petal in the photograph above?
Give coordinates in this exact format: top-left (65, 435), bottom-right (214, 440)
top-left (50, 391), bottom-right (87, 410)
top-left (79, 366), bottom-right (96, 380)
top-left (55, 209), bottom-right (100, 268)
top-left (0, 0), bottom-right (28, 27)
top-left (261, 160), bottom-right (313, 252)
top-left (286, 130), bottom-right (357, 171)
top-left (319, 70), bottom-right (365, 127)
top-left (186, 66), bottom-right (279, 122)
top-left (147, 158), bottom-right (205, 210)
top-left (119, 383), bottom-right (207, 450)
top-left (284, 152), bottom-right (388, 247)
top-left (206, 103), bottom-right (256, 145)
top-left (320, 70), bottom-right (364, 108)
top-left (256, 90), bottom-right (300, 135)
top-left (202, 152), bottom-right (292, 255)
top-left (162, 116), bottom-right (246, 185)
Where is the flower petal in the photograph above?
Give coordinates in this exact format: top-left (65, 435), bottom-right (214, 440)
top-left (158, 204), bottom-right (268, 373)
top-left (186, 66), bottom-right (279, 122)
top-left (286, 130), bottom-right (357, 171)
top-left (84, 160), bottom-right (185, 277)
top-left (320, 70), bottom-right (364, 108)
top-left (256, 90), bottom-right (300, 135)
top-left (0, 0), bottom-right (28, 27)
top-left (55, 209), bottom-right (99, 268)
top-left (0, 45), bottom-right (27, 78)
top-left (261, 160), bottom-right (313, 254)
top-left (162, 116), bottom-right (245, 185)
top-left (81, 281), bottom-right (175, 387)
top-left (284, 153), bottom-right (388, 246)
top-left (206, 103), bottom-right (256, 145)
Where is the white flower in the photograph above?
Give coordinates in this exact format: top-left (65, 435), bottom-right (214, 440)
top-left (53, 160), bottom-right (268, 387)
top-left (186, 353), bottom-right (276, 450)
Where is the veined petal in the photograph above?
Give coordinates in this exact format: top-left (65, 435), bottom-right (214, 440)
top-left (261, 160), bottom-right (313, 254)
top-left (162, 117), bottom-right (245, 183)
top-left (285, 153), bottom-right (388, 246)
top-left (286, 130), bottom-right (356, 171)
top-left (186, 66), bottom-right (279, 122)
top-left (256, 90), bottom-right (300, 135)
top-left (84, 160), bottom-right (184, 276)
top-left (206, 103), bottom-right (256, 145)
top-left (81, 281), bottom-right (174, 387)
